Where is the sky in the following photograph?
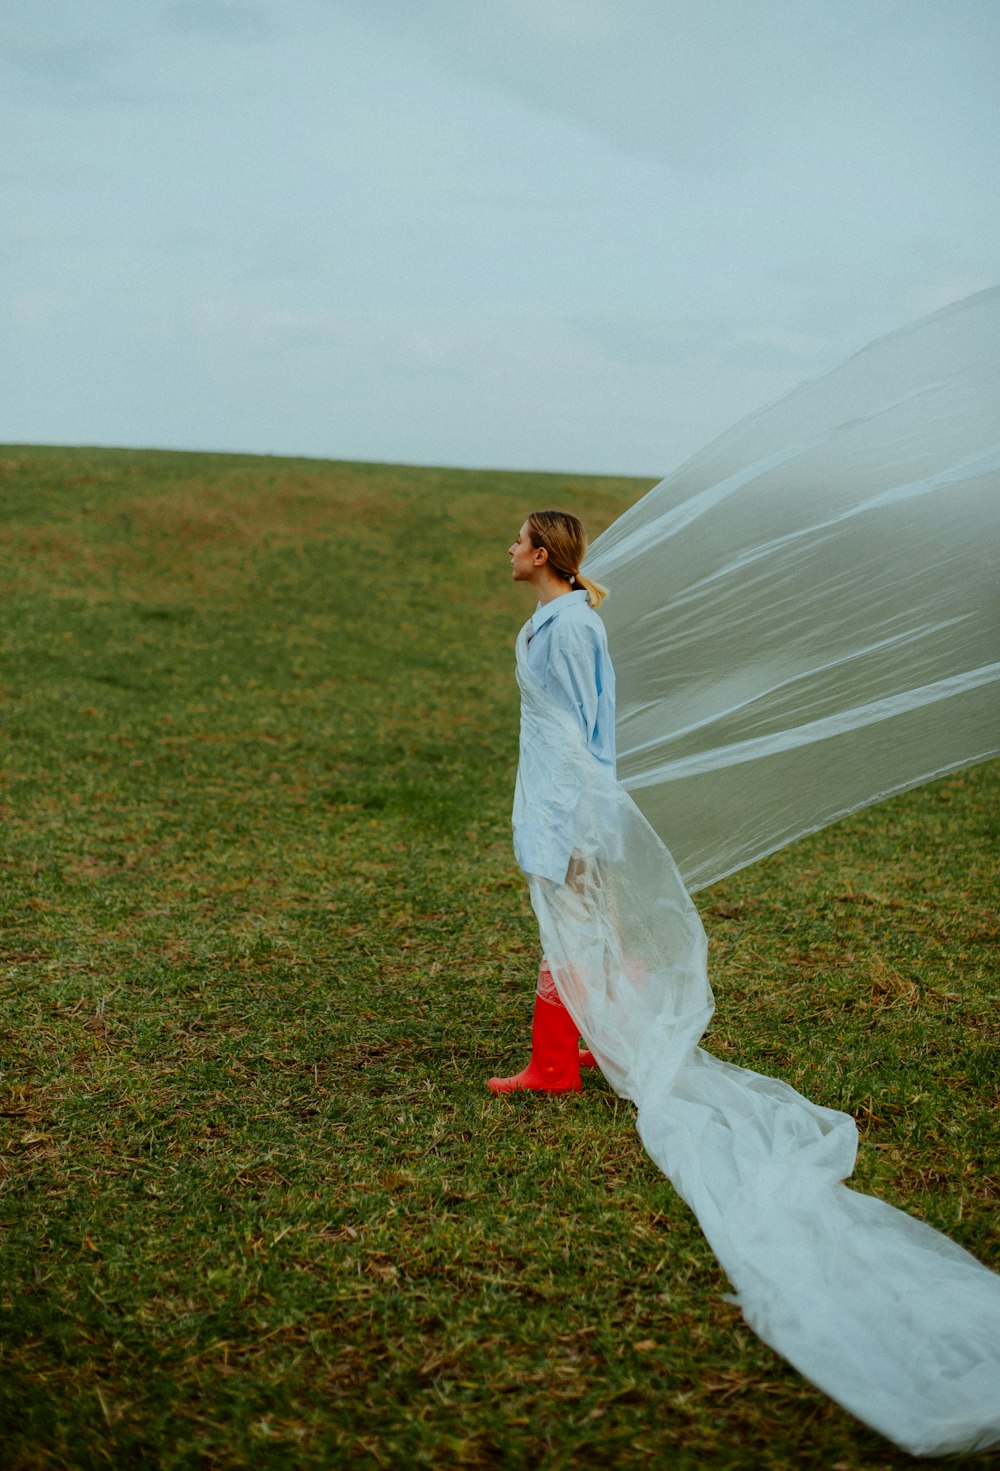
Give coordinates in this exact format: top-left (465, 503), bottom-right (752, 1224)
top-left (3, 0), bottom-right (998, 476)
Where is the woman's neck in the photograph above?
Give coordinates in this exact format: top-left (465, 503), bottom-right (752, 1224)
top-left (533, 568), bottom-right (575, 605)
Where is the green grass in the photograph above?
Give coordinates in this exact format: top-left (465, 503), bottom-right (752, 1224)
top-left (1, 445), bottom-right (996, 1470)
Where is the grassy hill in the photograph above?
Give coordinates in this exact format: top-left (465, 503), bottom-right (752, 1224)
top-left (1, 445), bottom-right (996, 1468)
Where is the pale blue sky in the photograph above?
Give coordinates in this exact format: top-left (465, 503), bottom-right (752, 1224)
top-left (3, 0), bottom-right (998, 474)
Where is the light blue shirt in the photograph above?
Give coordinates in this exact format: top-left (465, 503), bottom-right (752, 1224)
top-left (525, 590), bottom-right (616, 773)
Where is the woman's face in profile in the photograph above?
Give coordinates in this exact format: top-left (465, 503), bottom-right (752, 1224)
top-left (509, 522), bottom-right (540, 583)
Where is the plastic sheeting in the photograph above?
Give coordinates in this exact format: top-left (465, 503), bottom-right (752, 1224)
top-left (515, 624), bottom-right (1000, 1458)
top-left (517, 290), bottom-right (1000, 1454)
top-left (585, 287), bottom-right (1000, 891)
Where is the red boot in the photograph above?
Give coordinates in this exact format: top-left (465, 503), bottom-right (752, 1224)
top-left (537, 962), bottom-right (598, 1069)
top-left (487, 990), bottom-right (583, 1093)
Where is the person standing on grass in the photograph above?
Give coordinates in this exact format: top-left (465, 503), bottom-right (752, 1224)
top-left (488, 509), bottom-right (614, 1094)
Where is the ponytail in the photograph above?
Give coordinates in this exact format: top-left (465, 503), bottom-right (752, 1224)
top-left (574, 571), bottom-right (608, 610)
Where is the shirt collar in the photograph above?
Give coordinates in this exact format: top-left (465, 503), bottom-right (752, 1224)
top-left (530, 588), bottom-right (589, 633)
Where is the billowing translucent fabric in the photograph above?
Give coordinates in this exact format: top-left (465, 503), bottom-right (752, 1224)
top-left (585, 287), bottom-right (1000, 891)
top-left (517, 628), bottom-right (1000, 1457)
top-left (516, 290), bottom-right (1000, 1456)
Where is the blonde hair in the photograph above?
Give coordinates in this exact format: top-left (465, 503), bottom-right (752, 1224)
top-left (526, 509), bottom-right (609, 610)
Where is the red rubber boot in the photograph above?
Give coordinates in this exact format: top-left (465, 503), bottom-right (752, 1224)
top-left (540, 962), bottom-right (598, 1069)
top-left (487, 991), bottom-right (583, 1093)
top-left (536, 960), bottom-right (596, 1068)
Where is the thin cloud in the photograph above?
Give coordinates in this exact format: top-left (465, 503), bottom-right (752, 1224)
top-left (163, 1), bottom-right (272, 40)
top-left (0, 32), bottom-right (134, 107)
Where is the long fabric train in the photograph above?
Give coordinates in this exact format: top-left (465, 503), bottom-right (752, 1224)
top-left (520, 290), bottom-right (1000, 1456)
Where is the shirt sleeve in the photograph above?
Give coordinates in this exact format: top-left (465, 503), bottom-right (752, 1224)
top-left (543, 619), bottom-right (611, 766)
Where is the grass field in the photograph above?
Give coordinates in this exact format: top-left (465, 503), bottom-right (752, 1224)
top-left (1, 445), bottom-right (996, 1470)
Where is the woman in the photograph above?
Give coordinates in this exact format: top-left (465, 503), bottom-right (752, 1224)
top-left (488, 509), bottom-right (613, 1094)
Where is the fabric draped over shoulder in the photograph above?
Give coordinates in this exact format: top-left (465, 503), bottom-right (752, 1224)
top-left (516, 630), bottom-right (1000, 1456)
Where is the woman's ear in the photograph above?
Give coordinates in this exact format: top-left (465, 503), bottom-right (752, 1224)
top-left (534, 545), bottom-right (548, 566)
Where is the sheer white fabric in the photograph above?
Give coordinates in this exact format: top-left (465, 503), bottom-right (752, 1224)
top-left (586, 288), bottom-right (1000, 891)
top-left (518, 290), bottom-right (1000, 1455)
top-left (519, 629), bottom-right (1000, 1456)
